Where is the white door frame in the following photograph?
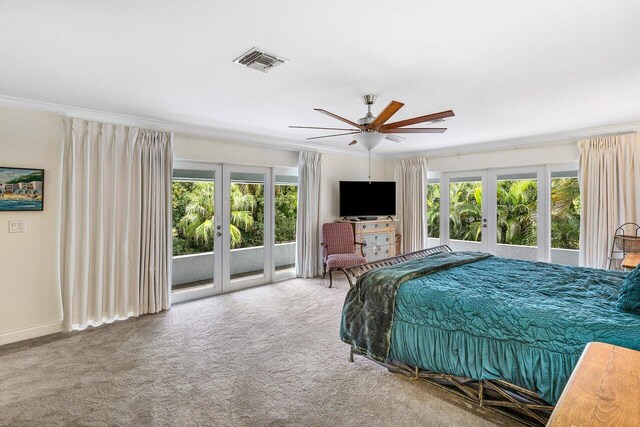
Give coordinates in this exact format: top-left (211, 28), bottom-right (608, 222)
top-left (222, 164), bottom-right (274, 292)
top-left (171, 160), bottom-right (223, 304)
top-left (440, 170), bottom-right (489, 252)
top-left (487, 166), bottom-right (550, 262)
top-left (273, 166), bottom-right (298, 282)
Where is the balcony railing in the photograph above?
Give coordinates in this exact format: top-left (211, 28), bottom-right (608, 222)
top-left (427, 238), bottom-right (579, 266)
top-left (172, 242), bottom-right (296, 287)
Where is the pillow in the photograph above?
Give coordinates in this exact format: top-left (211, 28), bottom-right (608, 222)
top-left (617, 265), bottom-right (640, 314)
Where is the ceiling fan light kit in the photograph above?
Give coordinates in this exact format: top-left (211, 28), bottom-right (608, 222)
top-left (290, 94), bottom-right (454, 151)
top-left (289, 95), bottom-right (455, 181)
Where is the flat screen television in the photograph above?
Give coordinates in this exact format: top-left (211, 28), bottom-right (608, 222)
top-left (339, 181), bottom-right (396, 217)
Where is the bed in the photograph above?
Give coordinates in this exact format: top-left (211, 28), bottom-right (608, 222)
top-left (339, 246), bottom-right (640, 425)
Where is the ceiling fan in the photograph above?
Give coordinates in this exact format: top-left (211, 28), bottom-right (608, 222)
top-left (290, 94), bottom-right (455, 151)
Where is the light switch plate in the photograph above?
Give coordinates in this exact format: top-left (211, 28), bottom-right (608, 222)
top-left (9, 220), bottom-right (26, 233)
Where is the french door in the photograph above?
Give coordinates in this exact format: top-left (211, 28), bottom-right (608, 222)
top-left (440, 171), bottom-right (489, 252)
top-left (172, 162), bottom-right (294, 303)
top-left (440, 167), bottom-right (549, 261)
top-left (222, 165), bottom-right (273, 292)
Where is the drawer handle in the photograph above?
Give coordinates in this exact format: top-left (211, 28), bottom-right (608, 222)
top-left (363, 225), bottom-right (366, 229)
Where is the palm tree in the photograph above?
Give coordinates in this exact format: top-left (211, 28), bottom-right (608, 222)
top-left (426, 183), bottom-right (440, 238)
top-left (551, 178), bottom-right (580, 249)
top-left (496, 179), bottom-right (537, 246)
top-left (177, 182), bottom-right (256, 249)
top-left (448, 181), bottom-right (483, 242)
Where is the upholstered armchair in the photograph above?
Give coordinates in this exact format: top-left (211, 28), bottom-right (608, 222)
top-left (321, 223), bottom-right (367, 287)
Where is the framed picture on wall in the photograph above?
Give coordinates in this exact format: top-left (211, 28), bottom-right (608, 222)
top-left (0, 167), bottom-right (45, 211)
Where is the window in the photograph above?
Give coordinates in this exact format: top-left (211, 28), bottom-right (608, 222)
top-left (172, 169), bottom-right (216, 257)
top-left (496, 173), bottom-right (538, 247)
top-left (274, 172), bottom-right (298, 278)
top-left (549, 170), bottom-right (580, 266)
top-left (426, 179), bottom-right (440, 238)
top-left (275, 175), bottom-right (298, 244)
top-left (448, 178), bottom-right (483, 242)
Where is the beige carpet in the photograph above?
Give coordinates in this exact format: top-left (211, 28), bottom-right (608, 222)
top-left (0, 276), bottom-right (514, 427)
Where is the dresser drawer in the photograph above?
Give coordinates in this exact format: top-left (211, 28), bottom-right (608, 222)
top-left (355, 221), bottom-right (394, 233)
top-left (363, 245), bottom-right (392, 261)
top-left (360, 232), bottom-right (394, 247)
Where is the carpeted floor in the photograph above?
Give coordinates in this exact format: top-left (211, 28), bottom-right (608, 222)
top-left (0, 276), bottom-right (514, 427)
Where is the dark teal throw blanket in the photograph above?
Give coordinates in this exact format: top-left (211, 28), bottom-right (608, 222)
top-left (339, 251), bottom-right (492, 362)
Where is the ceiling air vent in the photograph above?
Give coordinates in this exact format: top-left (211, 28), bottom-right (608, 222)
top-left (233, 47), bottom-right (288, 73)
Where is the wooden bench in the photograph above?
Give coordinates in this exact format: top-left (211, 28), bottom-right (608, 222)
top-left (548, 342), bottom-right (640, 426)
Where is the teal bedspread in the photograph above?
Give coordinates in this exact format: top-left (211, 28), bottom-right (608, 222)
top-left (340, 251), bottom-right (492, 362)
top-left (341, 253), bottom-right (640, 405)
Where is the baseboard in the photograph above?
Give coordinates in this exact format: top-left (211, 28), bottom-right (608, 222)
top-left (0, 321), bottom-right (63, 346)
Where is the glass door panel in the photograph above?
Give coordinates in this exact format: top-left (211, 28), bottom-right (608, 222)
top-left (223, 166), bottom-right (273, 292)
top-left (444, 173), bottom-right (488, 252)
top-left (426, 178), bottom-right (441, 248)
top-left (494, 172), bottom-right (539, 261)
top-left (171, 162), bottom-right (222, 303)
top-left (550, 170), bottom-right (580, 266)
top-left (274, 169), bottom-right (298, 281)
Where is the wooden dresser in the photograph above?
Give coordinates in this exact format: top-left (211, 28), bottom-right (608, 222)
top-left (548, 342), bottom-right (640, 427)
top-left (340, 219), bottom-right (397, 262)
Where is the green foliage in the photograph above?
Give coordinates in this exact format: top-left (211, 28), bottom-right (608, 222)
top-left (426, 183), bottom-right (440, 238)
top-left (496, 179), bottom-right (537, 246)
top-left (551, 178), bottom-right (580, 250)
top-left (448, 181), bottom-right (484, 242)
top-left (426, 178), bottom-right (580, 250)
top-left (171, 180), bottom-right (298, 256)
top-left (275, 185), bottom-right (298, 244)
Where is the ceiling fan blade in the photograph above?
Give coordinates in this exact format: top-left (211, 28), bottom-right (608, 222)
top-left (368, 100), bottom-right (404, 130)
top-left (385, 134), bottom-right (405, 143)
top-left (349, 140), bottom-right (358, 146)
top-left (381, 110), bottom-right (455, 130)
top-left (289, 125), bottom-right (359, 131)
top-left (380, 127), bottom-right (447, 134)
top-left (307, 131), bottom-right (361, 140)
top-left (314, 109), bottom-right (362, 129)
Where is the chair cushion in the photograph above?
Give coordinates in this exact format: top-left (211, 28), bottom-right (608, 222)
top-left (617, 265), bottom-right (640, 314)
top-left (322, 223), bottom-right (356, 255)
top-left (326, 254), bottom-right (367, 268)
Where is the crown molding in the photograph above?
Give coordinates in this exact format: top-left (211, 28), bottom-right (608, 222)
top-left (0, 95), bottom-right (383, 159)
top-left (3, 94), bottom-right (637, 162)
top-left (386, 121), bottom-right (640, 160)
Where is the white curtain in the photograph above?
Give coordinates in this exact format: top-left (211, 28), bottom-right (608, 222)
top-left (296, 151), bottom-right (322, 278)
top-left (61, 119), bottom-right (173, 331)
top-left (395, 158), bottom-right (427, 253)
top-left (578, 132), bottom-right (640, 268)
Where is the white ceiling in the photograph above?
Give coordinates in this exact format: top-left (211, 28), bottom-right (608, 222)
top-left (1, 0), bottom-right (640, 155)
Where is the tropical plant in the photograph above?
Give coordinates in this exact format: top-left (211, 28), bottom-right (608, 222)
top-left (496, 179), bottom-right (537, 246)
top-left (448, 181), bottom-right (483, 242)
top-left (426, 177), bottom-right (580, 249)
top-left (426, 183), bottom-right (440, 238)
top-left (551, 178), bottom-right (580, 249)
top-left (172, 181), bottom-right (298, 256)
top-left (174, 182), bottom-right (255, 252)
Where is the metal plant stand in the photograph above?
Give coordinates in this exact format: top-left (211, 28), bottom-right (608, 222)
top-left (608, 223), bottom-right (640, 270)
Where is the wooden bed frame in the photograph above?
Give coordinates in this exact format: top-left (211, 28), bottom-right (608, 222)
top-left (343, 245), bottom-right (555, 426)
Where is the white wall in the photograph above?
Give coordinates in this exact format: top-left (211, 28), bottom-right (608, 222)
top-left (174, 134), bottom-right (298, 168)
top-left (0, 106), bottom-right (387, 344)
top-left (320, 152), bottom-right (385, 225)
top-left (384, 142), bottom-right (580, 178)
top-left (0, 108), bottom-right (64, 344)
